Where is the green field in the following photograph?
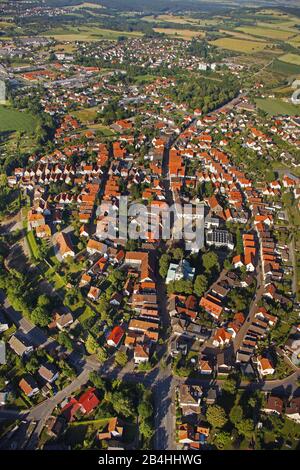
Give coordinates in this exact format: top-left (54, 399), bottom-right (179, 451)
top-left (26, 230), bottom-right (40, 259)
top-left (43, 25), bottom-right (143, 42)
top-left (279, 53), bottom-right (300, 66)
top-left (255, 98), bottom-right (300, 116)
top-left (270, 58), bottom-right (300, 75)
top-left (73, 107), bottom-right (99, 123)
top-left (236, 26), bottom-right (296, 41)
top-left (0, 105), bottom-right (38, 133)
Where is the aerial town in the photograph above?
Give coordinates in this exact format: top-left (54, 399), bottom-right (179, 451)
top-left (0, 0), bottom-right (300, 456)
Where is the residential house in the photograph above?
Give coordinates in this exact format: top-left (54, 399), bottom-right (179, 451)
top-left (178, 385), bottom-right (202, 415)
top-left (286, 397), bottom-right (300, 423)
top-left (263, 396), bottom-right (283, 415)
top-left (55, 232), bottom-right (75, 259)
top-left (107, 326), bottom-right (125, 348)
top-left (19, 375), bottom-right (39, 398)
top-left (38, 364), bottom-right (59, 383)
top-left (8, 335), bottom-right (33, 357)
top-left (257, 356), bottom-right (275, 376)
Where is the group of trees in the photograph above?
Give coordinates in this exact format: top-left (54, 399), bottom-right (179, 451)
top-left (160, 248), bottom-right (220, 297)
top-left (168, 72), bottom-right (239, 114)
top-left (88, 373), bottom-right (154, 448)
top-left (206, 377), bottom-right (265, 450)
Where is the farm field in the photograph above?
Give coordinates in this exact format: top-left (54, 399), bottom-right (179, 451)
top-left (219, 29), bottom-right (267, 42)
top-left (279, 54), bottom-right (300, 66)
top-left (236, 26), bottom-right (296, 41)
top-left (209, 37), bottom-right (268, 53)
top-left (43, 26), bottom-right (143, 42)
top-left (0, 105), bottom-right (38, 132)
top-left (270, 58), bottom-right (300, 76)
top-left (255, 98), bottom-right (300, 116)
top-left (143, 14), bottom-right (220, 26)
top-left (70, 2), bottom-right (105, 9)
top-left (153, 28), bottom-right (204, 40)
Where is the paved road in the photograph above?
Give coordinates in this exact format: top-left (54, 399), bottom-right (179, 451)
top-left (233, 257), bottom-right (264, 353)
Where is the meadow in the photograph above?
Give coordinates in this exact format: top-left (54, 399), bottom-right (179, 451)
top-left (255, 98), bottom-right (300, 116)
top-left (0, 105), bottom-right (38, 133)
top-left (73, 107), bottom-right (99, 123)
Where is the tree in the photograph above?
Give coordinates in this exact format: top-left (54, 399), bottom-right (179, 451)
top-left (31, 306), bottom-right (51, 327)
top-left (206, 405), bottom-right (227, 428)
top-left (159, 253), bottom-right (170, 278)
top-left (97, 347), bottom-right (108, 363)
top-left (236, 418), bottom-right (254, 438)
top-left (138, 400), bottom-right (153, 420)
top-left (112, 392), bottom-right (134, 417)
top-left (229, 405), bottom-right (243, 425)
top-left (115, 351), bottom-right (128, 367)
top-left (0, 376), bottom-right (6, 390)
top-left (214, 431), bottom-right (232, 450)
top-left (97, 297), bottom-right (110, 321)
top-left (224, 259), bottom-right (232, 271)
top-left (236, 228), bottom-right (244, 255)
top-left (167, 279), bottom-right (193, 295)
top-left (222, 377), bottom-right (237, 395)
top-left (89, 371), bottom-right (106, 390)
top-left (57, 332), bottom-right (73, 351)
top-left (172, 247), bottom-right (184, 260)
top-left (140, 419), bottom-right (154, 440)
top-left (85, 334), bottom-right (98, 355)
top-left (194, 274), bottom-right (208, 297)
top-left (25, 355), bottom-right (39, 374)
top-left (202, 251), bottom-right (219, 273)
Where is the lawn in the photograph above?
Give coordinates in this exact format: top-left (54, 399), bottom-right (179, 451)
top-left (0, 105), bottom-right (39, 133)
top-left (73, 107), bottom-right (99, 123)
top-left (78, 306), bottom-right (95, 323)
top-left (134, 74), bottom-right (157, 83)
top-left (255, 98), bottom-right (300, 116)
top-left (26, 230), bottom-right (40, 259)
top-left (210, 37), bottom-right (267, 53)
top-left (87, 124), bottom-right (116, 136)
